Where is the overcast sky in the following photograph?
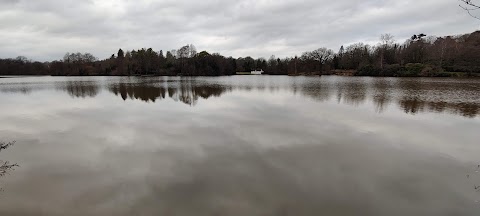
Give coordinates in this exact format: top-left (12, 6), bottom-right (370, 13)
top-left (0, 0), bottom-right (479, 61)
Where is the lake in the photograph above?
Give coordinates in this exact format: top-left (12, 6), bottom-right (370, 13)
top-left (0, 76), bottom-right (479, 215)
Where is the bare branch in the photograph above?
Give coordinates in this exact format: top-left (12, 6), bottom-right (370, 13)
top-left (0, 140), bottom-right (18, 191)
top-left (0, 141), bottom-right (15, 153)
top-left (459, 0), bottom-right (480, 19)
top-left (460, 0), bottom-right (480, 9)
top-left (0, 161), bottom-right (18, 177)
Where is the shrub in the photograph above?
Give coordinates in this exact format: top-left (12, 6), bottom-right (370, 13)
top-left (402, 63), bottom-right (425, 76)
top-left (383, 64), bottom-right (404, 76)
top-left (356, 65), bottom-right (381, 76)
top-left (420, 65), bottom-right (444, 77)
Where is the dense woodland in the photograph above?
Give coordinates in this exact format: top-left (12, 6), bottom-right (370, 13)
top-left (1, 31), bottom-right (480, 77)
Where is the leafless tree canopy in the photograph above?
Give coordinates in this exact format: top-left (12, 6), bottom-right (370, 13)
top-left (304, 48), bottom-right (334, 64)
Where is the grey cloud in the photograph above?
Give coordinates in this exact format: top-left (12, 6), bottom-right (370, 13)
top-left (0, 0), bottom-right (478, 61)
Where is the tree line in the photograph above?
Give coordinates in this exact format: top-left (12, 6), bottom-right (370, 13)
top-left (1, 31), bottom-right (480, 77)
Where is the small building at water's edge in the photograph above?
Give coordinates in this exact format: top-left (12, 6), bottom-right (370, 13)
top-left (236, 70), bottom-right (264, 75)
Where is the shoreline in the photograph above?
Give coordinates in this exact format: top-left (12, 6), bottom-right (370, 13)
top-left (1, 74), bottom-right (479, 79)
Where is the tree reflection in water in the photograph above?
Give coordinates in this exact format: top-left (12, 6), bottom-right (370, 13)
top-left (372, 78), bottom-right (393, 113)
top-left (399, 98), bottom-right (479, 118)
top-left (56, 81), bottom-right (101, 98)
top-left (298, 78), bottom-right (479, 118)
top-left (34, 77), bottom-right (479, 118)
top-left (109, 82), bottom-right (230, 106)
top-left (396, 79), bottom-right (480, 118)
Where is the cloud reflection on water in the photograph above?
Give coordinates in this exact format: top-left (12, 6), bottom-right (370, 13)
top-left (0, 76), bottom-right (479, 215)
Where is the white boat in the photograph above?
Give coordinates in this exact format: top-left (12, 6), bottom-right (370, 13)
top-left (251, 70), bottom-right (264, 75)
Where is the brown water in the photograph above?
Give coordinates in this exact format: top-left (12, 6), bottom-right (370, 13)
top-left (0, 76), bottom-right (479, 215)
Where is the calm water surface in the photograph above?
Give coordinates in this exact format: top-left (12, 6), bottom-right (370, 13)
top-left (0, 76), bottom-right (479, 215)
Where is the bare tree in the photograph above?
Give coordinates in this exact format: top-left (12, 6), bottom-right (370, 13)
top-left (302, 48), bottom-right (334, 72)
top-left (189, 44), bottom-right (197, 58)
top-left (177, 44), bottom-right (197, 59)
top-left (177, 45), bottom-right (190, 59)
top-left (379, 34), bottom-right (395, 69)
top-left (310, 48), bottom-right (334, 64)
top-left (459, 0), bottom-right (480, 19)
